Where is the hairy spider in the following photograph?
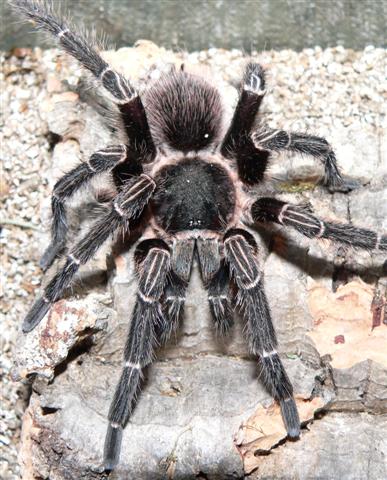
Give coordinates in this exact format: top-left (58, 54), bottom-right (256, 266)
top-left (11, 0), bottom-right (386, 471)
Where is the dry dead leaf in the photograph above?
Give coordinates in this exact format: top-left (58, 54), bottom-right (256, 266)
top-left (307, 279), bottom-right (386, 369)
top-left (234, 396), bottom-right (326, 474)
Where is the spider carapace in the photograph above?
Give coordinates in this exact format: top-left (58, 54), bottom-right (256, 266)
top-left (11, 0), bottom-right (386, 471)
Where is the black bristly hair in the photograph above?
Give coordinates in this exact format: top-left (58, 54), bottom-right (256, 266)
top-left (11, 0), bottom-right (386, 472)
top-left (145, 69), bottom-right (224, 152)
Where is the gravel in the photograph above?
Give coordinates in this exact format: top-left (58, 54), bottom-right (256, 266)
top-left (0, 44), bottom-right (386, 479)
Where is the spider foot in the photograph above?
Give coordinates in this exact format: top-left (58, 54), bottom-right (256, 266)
top-left (243, 63), bottom-right (266, 94)
top-left (322, 175), bottom-right (360, 194)
top-left (22, 298), bottom-right (51, 333)
top-left (280, 397), bottom-right (300, 439)
top-left (104, 424), bottom-right (123, 472)
top-left (39, 242), bottom-right (65, 271)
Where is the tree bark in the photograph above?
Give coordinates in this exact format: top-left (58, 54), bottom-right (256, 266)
top-left (14, 44), bottom-right (386, 480)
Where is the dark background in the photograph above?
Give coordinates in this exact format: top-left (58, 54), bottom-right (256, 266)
top-left (1, 0), bottom-right (386, 52)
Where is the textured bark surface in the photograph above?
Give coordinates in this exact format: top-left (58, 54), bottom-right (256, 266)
top-left (10, 44), bottom-right (387, 479)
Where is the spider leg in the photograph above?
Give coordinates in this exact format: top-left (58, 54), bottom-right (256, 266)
top-left (251, 197), bottom-right (387, 251)
top-left (221, 63), bottom-right (270, 185)
top-left (221, 63), bottom-right (266, 154)
top-left (22, 174), bottom-right (156, 333)
top-left (11, 1), bottom-right (156, 162)
top-left (197, 238), bottom-right (233, 334)
top-left (104, 240), bottom-right (170, 471)
top-left (41, 144), bottom-right (128, 270)
top-left (11, 0), bottom-right (133, 102)
top-left (223, 228), bottom-right (300, 437)
top-left (252, 128), bottom-right (346, 191)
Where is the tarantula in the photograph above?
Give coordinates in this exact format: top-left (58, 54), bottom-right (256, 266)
top-left (12, 0), bottom-right (386, 471)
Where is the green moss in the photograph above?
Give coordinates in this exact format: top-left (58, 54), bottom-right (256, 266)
top-left (278, 181), bottom-right (316, 193)
top-left (286, 353), bottom-right (299, 360)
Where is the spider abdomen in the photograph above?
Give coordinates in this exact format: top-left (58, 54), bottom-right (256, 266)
top-left (152, 158), bottom-right (235, 233)
top-left (144, 70), bottom-right (223, 152)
